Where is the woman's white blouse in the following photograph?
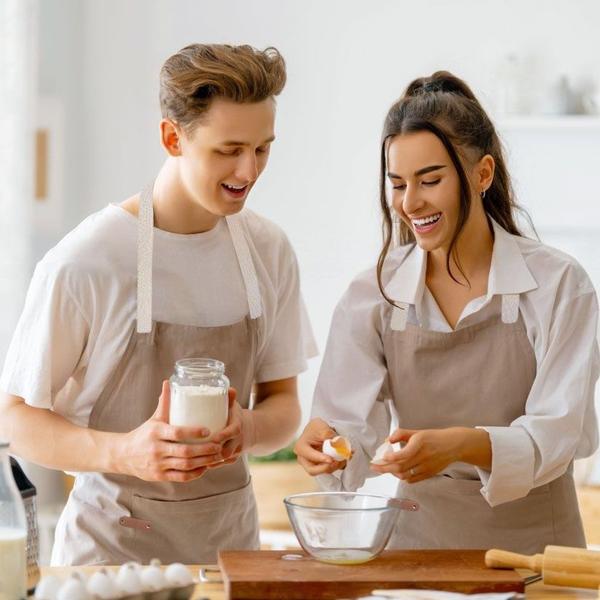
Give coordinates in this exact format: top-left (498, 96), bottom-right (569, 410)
top-left (313, 221), bottom-right (599, 507)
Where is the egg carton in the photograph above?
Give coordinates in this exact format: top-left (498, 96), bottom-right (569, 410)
top-left (34, 561), bottom-right (198, 600)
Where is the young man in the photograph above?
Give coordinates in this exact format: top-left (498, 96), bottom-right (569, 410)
top-left (0, 44), bottom-right (316, 565)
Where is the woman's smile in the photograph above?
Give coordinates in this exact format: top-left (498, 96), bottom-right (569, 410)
top-left (412, 211), bottom-right (443, 234)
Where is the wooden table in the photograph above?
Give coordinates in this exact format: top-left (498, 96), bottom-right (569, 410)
top-left (41, 566), bottom-right (600, 600)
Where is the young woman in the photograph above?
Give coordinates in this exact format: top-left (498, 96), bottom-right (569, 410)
top-left (294, 72), bottom-right (599, 553)
top-left (0, 44), bottom-right (315, 565)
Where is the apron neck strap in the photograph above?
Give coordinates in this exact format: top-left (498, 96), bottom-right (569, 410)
top-left (390, 303), bottom-right (409, 331)
top-left (390, 294), bottom-right (520, 333)
top-left (136, 182), bottom-right (263, 334)
top-left (137, 183), bottom-right (154, 333)
top-left (224, 213), bottom-right (262, 320)
top-left (501, 293), bottom-right (520, 323)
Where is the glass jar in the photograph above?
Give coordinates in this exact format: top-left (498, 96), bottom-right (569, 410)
top-left (169, 358), bottom-right (230, 440)
top-left (0, 442), bottom-right (28, 600)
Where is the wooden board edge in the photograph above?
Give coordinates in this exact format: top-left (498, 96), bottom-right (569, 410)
top-left (227, 579), bottom-right (525, 600)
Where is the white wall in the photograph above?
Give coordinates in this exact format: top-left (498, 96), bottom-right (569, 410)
top-left (40, 0), bottom-right (598, 426)
top-left (0, 0), bottom-right (36, 360)
top-left (35, 0), bottom-right (85, 255)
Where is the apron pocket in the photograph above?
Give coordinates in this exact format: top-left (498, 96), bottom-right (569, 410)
top-left (437, 474), bottom-right (486, 495)
top-left (392, 475), bottom-right (554, 553)
top-left (58, 489), bottom-right (134, 565)
top-left (130, 479), bottom-right (259, 564)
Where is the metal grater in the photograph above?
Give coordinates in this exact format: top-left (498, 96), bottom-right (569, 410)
top-left (10, 458), bottom-right (40, 593)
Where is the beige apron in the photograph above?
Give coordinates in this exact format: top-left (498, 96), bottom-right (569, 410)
top-left (384, 293), bottom-right (585, 554)
top-left (55, 184), bottom-right (262, 565)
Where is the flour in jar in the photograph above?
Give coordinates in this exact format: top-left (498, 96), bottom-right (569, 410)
top-left (169, 384), bottom-right (228, 440)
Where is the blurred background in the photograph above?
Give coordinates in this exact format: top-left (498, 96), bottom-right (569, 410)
top-left (2, 0), bottom-right (600, 562)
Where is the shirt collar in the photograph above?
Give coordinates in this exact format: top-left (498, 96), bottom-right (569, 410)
top-left (488, 218), bottom-right (538, 296)
top-left (384, 244), bottom-right (427, 305)
top-left (384, 219), bottom-right (538, 305)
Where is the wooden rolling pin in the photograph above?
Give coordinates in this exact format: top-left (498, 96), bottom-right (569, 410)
top-left (486, 546), bottom-right (600, 589)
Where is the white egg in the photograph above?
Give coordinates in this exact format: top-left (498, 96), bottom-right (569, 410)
top-left (35, 575), bottom-right (62, 600)
top-left (116, 563), bottom-right (144, 595)
top-left (371, 440), bottom-right (394, 465)
top-left (121, 561), bottom-right (142, 573)
top-left (72, 572), bottom-right (87, 584)
top-left (141, 560), bottom-right (168, 591)
top-left (87, 570), bottom-right (119, 600)
top-left (165, 563), bottom-right (193, 587)
top-left (56, 575), bottom-right (90, 600)
top-left (322, 436), bottom-right (352, 461)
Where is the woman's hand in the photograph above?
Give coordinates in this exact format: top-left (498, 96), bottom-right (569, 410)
top-left (294, 418), bottom-right (346, 476)
top-left (370, 426), bottom-right (490, 483)
top-left (116, 381), bottom-right (224, 482)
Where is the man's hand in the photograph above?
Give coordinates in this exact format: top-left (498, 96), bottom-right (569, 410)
top-left (208, 388), bottom-right (251, 467)
top-left (117, 381), bottom-right (224, 482)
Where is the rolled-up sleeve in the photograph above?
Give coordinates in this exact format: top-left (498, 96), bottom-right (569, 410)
top-left (311, 273), bottom-right (391, 492)
top-left (476, 289), bottom-right (599, 506)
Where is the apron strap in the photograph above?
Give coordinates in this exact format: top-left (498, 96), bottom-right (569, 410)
top-left (136, 183), bottom-right (263, 333)
top-left (501, 293), bottom-right (520, 324)
top-left (390, 295), bottom-right (520, 332)
top-left (136, 183), bottom-right (154, 334)
top-left (225, 213), bottom-right (263, 320)
top-left (390, 302), bottom-right (409, 331)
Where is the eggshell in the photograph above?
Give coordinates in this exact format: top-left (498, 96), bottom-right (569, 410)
top-left (370, 440), bottom-right (394, 465)
top-left (56, 575), bottom-right (90, 600)
top-left (322, 436), bottom-right (352, 461)
top-left (141, 561), bottom-right (168, 591)
top-left (165, 563), bottom-right (193, 587)
top-left (87, 570), bottom-right (119, 600)
top-left (116, 564), bottom-right (144, 595)
top-left (35, 575), bottom-right (62, 600)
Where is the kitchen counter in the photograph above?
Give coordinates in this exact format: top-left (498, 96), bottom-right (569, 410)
top-left (41, 565), bottom-right (599, 600)
top-left (525, 585), bottom-right (597, 600)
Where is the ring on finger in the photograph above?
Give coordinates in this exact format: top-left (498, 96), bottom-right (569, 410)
top-left (409, 467), bottom-right (416, 476)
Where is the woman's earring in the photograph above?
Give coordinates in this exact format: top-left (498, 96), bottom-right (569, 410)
top-left (480, 190), bottom-right (486, 199)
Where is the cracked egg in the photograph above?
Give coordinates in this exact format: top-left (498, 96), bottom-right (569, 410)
top-left (322, 436), bottom-right (352, 461)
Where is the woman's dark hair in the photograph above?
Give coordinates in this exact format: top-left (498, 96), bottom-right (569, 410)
top-left (377, 71), bottom-right (528, 305)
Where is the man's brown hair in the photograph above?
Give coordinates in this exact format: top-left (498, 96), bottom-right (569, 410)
top-left (159, 44), bottom-right (286, 134)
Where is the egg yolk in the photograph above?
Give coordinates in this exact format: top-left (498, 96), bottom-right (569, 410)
top-left (331, 438), bottom-right (352, 459)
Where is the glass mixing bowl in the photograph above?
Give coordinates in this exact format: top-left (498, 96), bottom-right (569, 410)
top-left (284, 492), bottom-right (418, 565)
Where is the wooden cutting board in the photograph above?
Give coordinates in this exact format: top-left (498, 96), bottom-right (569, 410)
top-left (218, 549), bottom-right (525, 599)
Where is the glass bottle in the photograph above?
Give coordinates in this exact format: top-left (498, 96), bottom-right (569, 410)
top-left (0, 442), bottom-right (27, 600)
top-left (169, 358), bottom-right (230, 441)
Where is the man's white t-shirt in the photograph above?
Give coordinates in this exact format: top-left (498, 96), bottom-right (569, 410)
top-left (0, 204), bottom-right (317, 427)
